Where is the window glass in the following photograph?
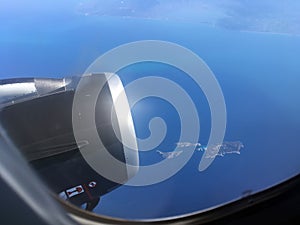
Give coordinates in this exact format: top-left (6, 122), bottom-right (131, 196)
top-left (0, 0), bottom-right (299, 221)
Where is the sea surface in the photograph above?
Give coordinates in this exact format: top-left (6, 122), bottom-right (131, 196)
top-left (1, 12), bottom-right (300, 220)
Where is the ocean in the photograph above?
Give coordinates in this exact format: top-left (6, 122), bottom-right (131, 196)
top-left (1, 13), bottom-right (300, 219)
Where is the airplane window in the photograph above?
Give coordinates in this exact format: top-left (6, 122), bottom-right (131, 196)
top-left (0, 0), bottom-right (299, 223)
